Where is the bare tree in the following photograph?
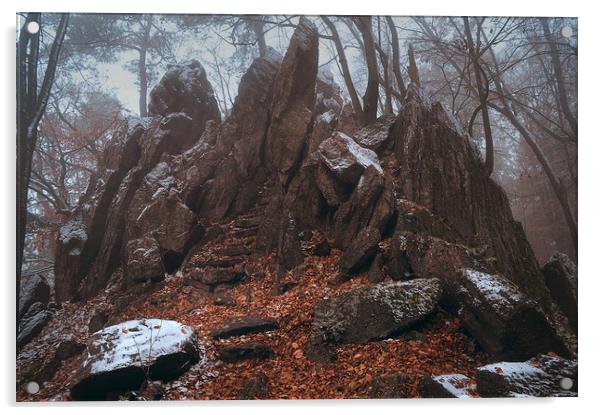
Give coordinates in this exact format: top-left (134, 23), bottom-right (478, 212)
top-left (17, 12), bottom-right (69, 332)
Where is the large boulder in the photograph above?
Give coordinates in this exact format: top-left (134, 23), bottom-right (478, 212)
top-left (456, 269), bottom-right (569, 360)
top-left (70, 319), bottom-right (201, 400)
top-left (148, 59), bottom-right (221, 131)
top-left (310, 278), bottom-right (442, 345)
top-left (18, 274), bottom-right (50, 319)
top-left (267, 17), bottom-right (319, 183)
top-left (542, 253), bottom-right (577, 333)
top-left (476, 354), bottom-right (577, 397)
top-left (318, 131), bottom-right (382, 185)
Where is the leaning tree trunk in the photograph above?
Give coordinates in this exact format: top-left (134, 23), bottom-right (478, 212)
top-left (385, 16), bottom-right (407, 100)
top-left (17, 12), bottom-right (69, 335)
top-left (463, 17), bottom-right (494, 177)
top-left (354, 16), bottom-right (379, 125)
top-left (539, 17), bottom-right (577, 139)
top-left (321, 16), bottom-right (363, 120)
top-left (250, 16), bottom-right (267, 57)
top-left (138, 14), bottom-right (152, 118)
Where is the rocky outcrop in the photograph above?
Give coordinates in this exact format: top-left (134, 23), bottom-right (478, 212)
top-left (310, 278), bottom-right (441, 346)
top-left (70, 319), bottom-right (201, 400)
top-left (55, 51), bottom-right (282, 302)
top-left (267, 17), bottom-right (319, 184)
top-left (54, 61), bottom-right (221, 302)
top-left (148, 59), bottom-right (221, 131)
top-left (388, 84), bottom-right (550, 307)
top-left (542, 253), bottom-right (577, 333)
top-left (476, 354), bottom-right (577, 397)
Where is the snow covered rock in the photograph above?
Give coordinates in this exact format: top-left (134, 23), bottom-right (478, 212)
top-left (318, 131), bottom-right (383, 185)
top-left (457, 269), bottom-right (569, 360)
top-left (70, 319), bottom-right (202, 400)
top-left (419, 374), bottom-right (476, 398)
top-left (476, 354), bottom-right (577, 397)
top-left (310, 278), bottom-right (442, 345)
top-left (542, 253), bottom-right (577, 333)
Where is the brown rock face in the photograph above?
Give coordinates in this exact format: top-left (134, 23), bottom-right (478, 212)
top-left (388, 84), bottom-right (550, 307)
top-left (55, 61), bottom-right (221, 303)
top-left (267, 17), bottom-right (319, 184)
top-left (148, 59), bottom-right (221, 131)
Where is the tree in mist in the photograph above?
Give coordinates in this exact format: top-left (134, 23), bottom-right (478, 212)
top-left (68, 14), bottom-right (176, 117)
top-left (17, 12), bottom-right (69, 331)
top-left (410, 16), bottom-right (577, 257)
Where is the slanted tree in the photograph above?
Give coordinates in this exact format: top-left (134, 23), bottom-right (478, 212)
top-left (17, 12), bottom-right (69, 333)
top-left (463, 17), bottom-right (495, 177)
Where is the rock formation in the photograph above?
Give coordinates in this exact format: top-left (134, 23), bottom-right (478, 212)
top-left (48, 14), bottom-right (574, 374)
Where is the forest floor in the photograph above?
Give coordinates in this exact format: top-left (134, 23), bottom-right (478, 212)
top-left (17, 217), bottom-right (490, 401)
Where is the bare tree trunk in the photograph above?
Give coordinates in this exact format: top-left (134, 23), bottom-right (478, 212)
top-left (407, 44), bottom-right (420, 86)
top-left (250, 16), bottom-right (267, 57)
top-left (463, 17), bottom-right (494, 177)
top-left (321, 16), bottom-right (363, 119)
top-left (138, 14), bottom-right (152, 118)
top-left (354, 16), bottom-right (379, 124)
top-left (17, 13), bottom-right (69, 334)
top-left (385, 16), bottom-right (406, 100)
top-left (539, 18), bottom-right (577, 138)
